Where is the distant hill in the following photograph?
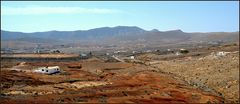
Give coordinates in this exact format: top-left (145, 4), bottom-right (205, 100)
top-left (1, 26), bottom-right (239, 49)
top-left (1, 26), bottom-right (192, 43)
top-left (1, 26), bottom-right (146, 42)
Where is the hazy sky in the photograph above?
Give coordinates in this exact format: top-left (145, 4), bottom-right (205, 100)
top-left (1, 1), bottom-right (239, 33)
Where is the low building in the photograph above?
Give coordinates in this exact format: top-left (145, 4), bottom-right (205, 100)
top-left (175, 52), bottom-right (182, 56)
top-left (130, 56), bottom-right (135, 59)
top-left (179, 48), bottom-right (189, 54)
top-left (33, 66), bottom-right (60, 74)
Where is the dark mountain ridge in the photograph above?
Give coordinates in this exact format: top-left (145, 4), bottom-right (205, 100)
top-left (1, 26), bottom-right (239, 47)
top-left (1, 26), bottom-right (187, 41)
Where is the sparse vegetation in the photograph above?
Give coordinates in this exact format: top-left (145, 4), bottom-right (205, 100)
top-left (0, 39), bottom-right (238, 103)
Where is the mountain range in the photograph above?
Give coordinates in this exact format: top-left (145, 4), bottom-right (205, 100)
top-left (1, 26), bottom-right (239, 49)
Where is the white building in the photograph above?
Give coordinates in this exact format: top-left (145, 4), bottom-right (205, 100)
top-left (34, 66), bottom-right (60, 74)
top-left (130, 56), bottom-right (135, 59)
top-left (175, 52), bottom-right (182, 56)
top-left (216, 51), bottom-right (227, 56)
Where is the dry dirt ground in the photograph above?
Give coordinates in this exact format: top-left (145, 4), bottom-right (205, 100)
top-left (136, 44), bottom-right (239, 103)
top-left (0, 44), bottom-right (238, 103)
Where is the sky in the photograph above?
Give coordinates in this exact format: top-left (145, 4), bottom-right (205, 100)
top-left (1, 1), bottom-right (239, 33)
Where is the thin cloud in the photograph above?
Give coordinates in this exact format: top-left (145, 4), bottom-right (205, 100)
top-left (1, 6), bottom-right (122, 15)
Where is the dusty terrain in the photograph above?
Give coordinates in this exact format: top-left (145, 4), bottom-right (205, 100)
top-left (1, 53), bottom-right (79, 58)
top-left (136, 44), bottom-right (239, 103)
top-left (0, 43), bottom-right (238, 103)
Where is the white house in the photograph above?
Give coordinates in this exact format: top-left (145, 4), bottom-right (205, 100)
top-left (216, 51), bottom-right (227, 56)
top-left (175, 52), bottom-right (182, 56)
top-left (130, 56), bottom-right (135, 59)
top-left (33, 66), bottom-right (60, 74)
